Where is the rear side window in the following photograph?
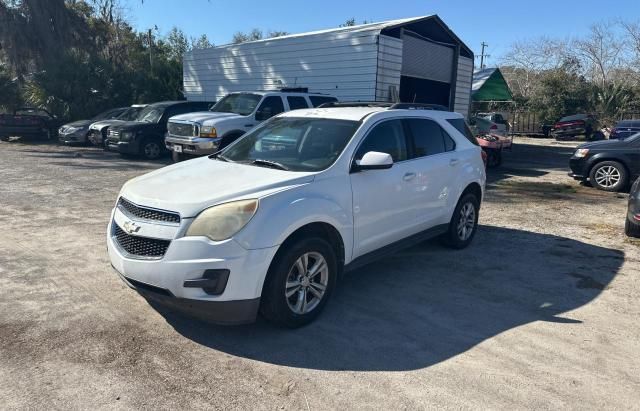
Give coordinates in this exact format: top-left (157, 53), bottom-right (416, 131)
top-left (256, 96), bottom-right (285, 120)
top-left (287, 96), bottom-right (309, 110)
top-left (447, 118), bottom-right (479, 146)
top-left (309, 96), bottom-right (338, 107)
top-left (406, 119), bottom-right (455, 158)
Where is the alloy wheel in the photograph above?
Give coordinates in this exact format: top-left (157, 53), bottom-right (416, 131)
top-left (285, 252), bottom-right (329, 315)
top-left (594, 165), bottom-right (621, 188)
top-left (144, 142), bottom-right (161, 159)
top-left (457, 202), bottom-right (476, 241)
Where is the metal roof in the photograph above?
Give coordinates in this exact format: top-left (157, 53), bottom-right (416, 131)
top-left (472, 68), bottom-right (513, 102)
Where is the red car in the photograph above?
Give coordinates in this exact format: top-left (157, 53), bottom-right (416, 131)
top-left (0, 107), bottom-right (60, 141)
top-left (551, 114), bottom-right (600, 141)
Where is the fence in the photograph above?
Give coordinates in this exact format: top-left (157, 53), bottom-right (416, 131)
top-left (506, 111), bottom-right (640, 136)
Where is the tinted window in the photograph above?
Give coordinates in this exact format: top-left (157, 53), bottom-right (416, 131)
top-left (355, 120), bottom-right (407, 162)
top-left (256, 96), bottom-right (285, 120)
top-left (406, 119), bottom-right (446, 157)
top-left (211, 93), bottom-right (262, 116)
top-left (287, 96), bottom-right (309, 110)
top-left (309, 96), bottom-right (338, 107)
top-left (447, 118), bottom-right (479, 146)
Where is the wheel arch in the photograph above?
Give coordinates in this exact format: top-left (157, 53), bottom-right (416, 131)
top-left (461, 181), bottom-right (483, 204)
top-left (587, 156), bottom-right (630, 178)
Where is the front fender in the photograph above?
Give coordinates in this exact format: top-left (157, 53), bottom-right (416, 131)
top-left (234, 178), bottom-right (353, 261)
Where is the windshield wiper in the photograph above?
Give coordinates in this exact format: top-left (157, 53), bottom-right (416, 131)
top-left (251, 159), bottom-right (289, 171)
top-left (209, 152), bottom-right (232, 162)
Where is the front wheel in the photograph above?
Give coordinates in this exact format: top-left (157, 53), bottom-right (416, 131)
top-left (625, 218), bottom-right (640, 238)
top-left (589, 161), bottom-right (628, 192)
top-left (441, 193), bottom-right (480, 249)
top-left (140, 138), bottom-right (163, 160)
top-left (260, 237), bottom-right (337, 328)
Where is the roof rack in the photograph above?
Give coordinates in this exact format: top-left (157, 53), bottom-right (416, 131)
top-left (280, 87), bottom-right (309, 93)
top-left (318, 102), bottom-right (393, 108)
top-left (317, 101), bottom-right (450, 111)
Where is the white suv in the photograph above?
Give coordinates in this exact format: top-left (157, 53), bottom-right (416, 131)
top-left (165, 90), bottom-right (338, 162)
top-left (109, 103), bottom-right (486, 327)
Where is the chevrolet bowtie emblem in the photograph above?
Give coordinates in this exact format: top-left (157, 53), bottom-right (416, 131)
top-left (123, 220), bottom-right (141, 235)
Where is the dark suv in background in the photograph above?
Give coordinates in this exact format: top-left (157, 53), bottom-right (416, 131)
top-left (610, 120), bottom-right (640, 140)
top-left (106, 101), bottom-right (211, 160)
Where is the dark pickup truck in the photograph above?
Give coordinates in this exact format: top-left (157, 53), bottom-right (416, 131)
top-left (0, 108), bottom-right (60, 141)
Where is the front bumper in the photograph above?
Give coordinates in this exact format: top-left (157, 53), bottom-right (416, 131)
top-left (569, 157), bottom-right (588, 180)
top-left (165, 135), bottom-right (221, 156)
top-left (107, 207), bottom-right (278, 323)
top-left (107, 139), bottom-right (138, 154)
top-left (59, 130), bottom-right (87, 143)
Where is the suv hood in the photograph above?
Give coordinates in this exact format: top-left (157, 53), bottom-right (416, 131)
top-left (120, 157), bottom-right (315, 217)
top-left (170, 111), bottom-right (244, 124)
top-left (110, 121), bottom-right (154, 132)
top-left (90, 119), bottom-right (125, 130)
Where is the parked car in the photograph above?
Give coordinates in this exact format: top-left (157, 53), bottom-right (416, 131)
top-left (469, 115), bottom-right (507, 136)
top-left (108, 103), bottom-right (486, 327)
top-left (609, 120), bottom-right (640, 140)
top-left (165, 89), bottom-right (338, 162)
top-left (0, 107), bottom-right (60, 141)
top-left (59, 107), bottom-right (129, 145)
top-left (475, 112), bottom-right (509, 135)
top-left (552, 114), bottom-right (601, 141)
top-left (569, 132), bottom-right (640, 191)
top-left (88, 105), bottom-right (147, 148)
top-left (106, 101), bottom-right (212, 160)
top-left (626, 177), bottom-right (640, 238)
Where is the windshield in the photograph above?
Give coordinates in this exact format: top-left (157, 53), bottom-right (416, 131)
top-left (210, 93), bottom-right (262, 116)
top-left (220, 117), bottom-right (360, 172)
top-left (135, 106), bottom-right (165, 123)
top-left (624, 132), bottom-right (640, 142)
top-left (559, 114), bottom-right (587, 122)
top-left (118, 107), bottom-right (143, 121)
top-left (92, 108), bottom-right (123, 121)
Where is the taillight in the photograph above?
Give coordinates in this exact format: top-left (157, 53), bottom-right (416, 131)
top-left (490, 124), bottom-right (498, 130)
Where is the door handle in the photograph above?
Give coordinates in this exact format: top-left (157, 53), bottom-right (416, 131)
top-left (449, 158), bottom-right (459, 166)
top-left (403, 172), bottom-right (416, 181)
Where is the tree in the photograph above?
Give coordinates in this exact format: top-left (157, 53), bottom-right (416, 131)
top-left (231, 28), bottom-right (288, 44)
top-left (574, 22), bottom-right (627, 88)
top-left (167, 27), bottom-right (190, 61)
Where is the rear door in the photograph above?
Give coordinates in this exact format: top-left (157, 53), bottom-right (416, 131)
top-left (350, 119), bottom-right (419, 258)
top-left (404, 118), bottom-right (459, 228)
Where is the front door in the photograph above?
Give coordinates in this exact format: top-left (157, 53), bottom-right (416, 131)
top-left (350, 119), bottom-right (420, 258)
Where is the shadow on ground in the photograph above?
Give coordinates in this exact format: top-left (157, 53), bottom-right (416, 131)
top-left (146, 226), bottom-right (623, 372)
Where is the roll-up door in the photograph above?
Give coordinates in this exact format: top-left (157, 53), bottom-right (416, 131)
top-left (401, 32), bottom-right (454, 83)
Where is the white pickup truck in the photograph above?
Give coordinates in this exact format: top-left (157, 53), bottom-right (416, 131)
top-left (165, 90), bottom-right (337, 161)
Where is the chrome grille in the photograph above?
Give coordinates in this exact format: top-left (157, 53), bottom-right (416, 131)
top-left (114, 225), bottom-right (170, 258)
top-left (168, 122), bottom-right (197, 137)
top-left (108, 129), bottom-right (121, 139)
top-left (118, 197), bottom-right (180, 224)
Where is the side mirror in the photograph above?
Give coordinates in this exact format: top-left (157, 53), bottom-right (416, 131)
top-left (353, 151), bottom-right (393, 172)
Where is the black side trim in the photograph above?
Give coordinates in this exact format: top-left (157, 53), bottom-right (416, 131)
top-left (183, 269), bottom-right (230, 296)
top-left (125, 277), bottom-right (174, 297)
top-left (345, 224), bottom-right (448, 273)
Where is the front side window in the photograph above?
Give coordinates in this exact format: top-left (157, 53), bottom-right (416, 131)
top-left (221, 117), bottom-right (359, 172)
top-left (136, 106), bottom-right (165, 123)
top-left (355, 120), bottom-right (408, 162)
top-left (256, 96), bottom-right (285, 121)
top-left (210, 93), bottom-right (262, 116)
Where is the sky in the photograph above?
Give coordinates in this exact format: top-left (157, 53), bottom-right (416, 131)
top-left (126, 0), bottom-right (640, 65)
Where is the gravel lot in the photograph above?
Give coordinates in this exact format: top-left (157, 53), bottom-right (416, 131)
top-left (1, 137), bottom-right (639, 410)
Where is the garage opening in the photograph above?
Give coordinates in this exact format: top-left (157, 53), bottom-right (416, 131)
top-left (399, 31), bottom-right (455, 107)
top-left (399, 76), bottom-right (450, 106)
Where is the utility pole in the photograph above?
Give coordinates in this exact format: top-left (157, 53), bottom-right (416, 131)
top-left (479, 42), bottom-right (490, 70)
top-left (148, 28), bottom-right (153, 76)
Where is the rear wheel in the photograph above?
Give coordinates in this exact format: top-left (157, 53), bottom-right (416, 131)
top-left (441, 193), bottom-right (480, 249)
top-left (260, 237), bottom-right (337, 328)
top-left (140, 138), bottom-right (163, 160)
top-left (589, 161), bottom-right (628, 192)
top-left (625, 218), bottom-right (640, 238)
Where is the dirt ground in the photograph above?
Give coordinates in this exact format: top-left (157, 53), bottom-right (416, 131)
top-left (0, 137), bottom-right (638, 410)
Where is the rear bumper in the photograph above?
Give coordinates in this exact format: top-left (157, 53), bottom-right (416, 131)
top-left (0, 126), bottom-right (47, 137)
top-left (116, 269), bottom-right (261, 325)
top-left (552, 127), bottom-right (586, 137)
top-left (165, 135), bottom-right (221, 156)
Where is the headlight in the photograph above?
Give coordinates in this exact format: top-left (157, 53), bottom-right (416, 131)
top-left (574, 148), bottom-right (590, 158)
top-left (200, 125), bottom-right (217, 138)
top-left (186, 199), bottom-right (258, 241)
top-left (121, 131), bottom-right (134, 141)
top-left (64, 126), bottom-right (79, 133)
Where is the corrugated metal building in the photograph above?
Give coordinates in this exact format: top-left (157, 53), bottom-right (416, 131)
top-left (183, 15), bottom-right (474, 117)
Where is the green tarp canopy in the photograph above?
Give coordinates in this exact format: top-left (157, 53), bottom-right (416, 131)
top-left (472, 68), bottom-right (513, 102)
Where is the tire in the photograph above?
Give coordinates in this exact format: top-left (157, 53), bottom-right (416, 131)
top-left (0, 135), bottom-right (8, 142)
top-left (486, 149), bottom-right (501, 168)
top-left (172, 150), bottom-right (187, 162)
top-left (625, 218), bottom-right (640, 238)
top-left (140, 138), bottom-right (163, 160)
top-left (260, 237), bottom-right (338, 328)
top-left (441, 193), bottom-right (480, 249)
top-left (219, 133), bottom-right (243, 150)
top-left (589, 161), bottom-right (628, 192)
